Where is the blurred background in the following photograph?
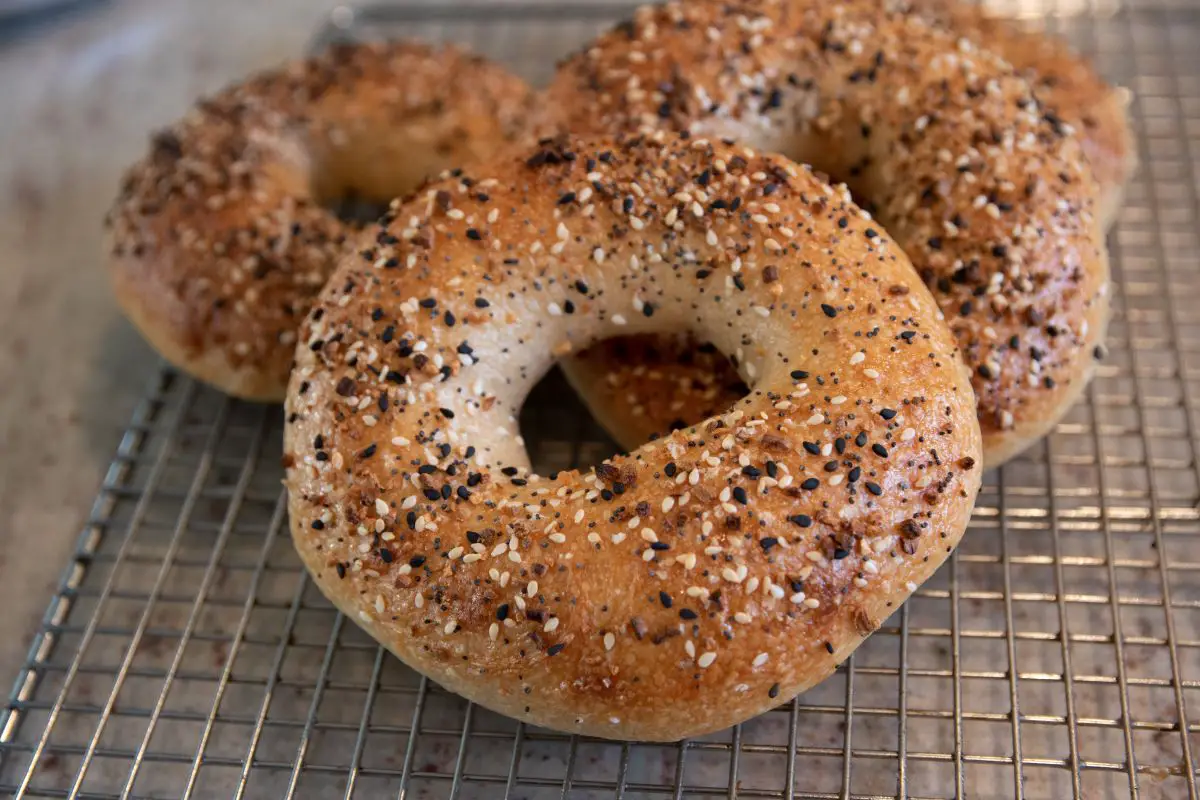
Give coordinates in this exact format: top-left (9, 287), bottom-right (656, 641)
top-left (0, 0), bottom-right (387, 686)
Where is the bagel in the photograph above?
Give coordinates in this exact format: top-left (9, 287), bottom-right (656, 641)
top-left (548, 0), bottom-right (1111, 467)
top-left (283, 133), bottom-right (983, 741)
top-left (567, 332), bottom-right (745, 450)
top-left (911, 0), bottom-right (1133, 224)
top-left (106, 41), bottom-right (540, 401)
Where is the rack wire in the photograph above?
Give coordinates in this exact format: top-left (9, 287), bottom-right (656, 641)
top-left (1, 0), bottom-right (1198, 797)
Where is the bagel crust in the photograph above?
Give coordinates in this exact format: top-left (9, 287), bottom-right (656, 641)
top-left (106, 41), bottom-right (540, 401)
top-left (549, 0), bottom-right (1111, 466)
top-left (910, 0), bottom-right (1134, 224)
top-left (284, 134), bottom-right (982, 741)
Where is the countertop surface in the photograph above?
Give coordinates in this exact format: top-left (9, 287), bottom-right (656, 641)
top-left (0, 0), bottom-right (363, 690)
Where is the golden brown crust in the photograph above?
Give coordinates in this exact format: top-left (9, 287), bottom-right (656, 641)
top-left (106, 41), bottom-right (542, 400)
top-left (549, 0), bottom-right (1111, 466)
top-left (908, 0), bottom-right (1134, 224)
top-left (283, 133), bottom-right (982, 741)
top-left (562, 335), bottom-right (746, 450)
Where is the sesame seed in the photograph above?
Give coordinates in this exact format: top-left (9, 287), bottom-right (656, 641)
top-left (698, 652), bottom-right (717, 668)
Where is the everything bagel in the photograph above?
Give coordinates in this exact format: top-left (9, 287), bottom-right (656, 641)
top-left (911, 0), bottom-right (1133, 223)
top-left (549, 0), bottom-right (1111, 466)
top-left (283, 133), bottom-right (982, 740)
top-left (106, 41), bottom-right (539, 400)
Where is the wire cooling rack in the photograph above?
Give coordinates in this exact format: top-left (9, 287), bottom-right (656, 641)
top-left (2, 0), bottom-right (1199, 797)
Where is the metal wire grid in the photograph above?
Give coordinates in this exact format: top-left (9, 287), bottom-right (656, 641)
top-left (0, 0), bottom-right (1198, 797)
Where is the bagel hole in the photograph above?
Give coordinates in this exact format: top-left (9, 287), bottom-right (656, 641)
top-left (326, 190), bottom-right (392, 227)
top-left (309, 130), bottom-right (472, 225)
top-left (518, 340), bottom-right (751, 478)
top-left (580, 332), bottom-right (749, 435)
top-left (519, 367), bottom-right (624, 476)
top-left (603, 335), bottom-right (748, 435)
top-left (309, 142), bottom-right (451, 227)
